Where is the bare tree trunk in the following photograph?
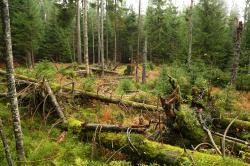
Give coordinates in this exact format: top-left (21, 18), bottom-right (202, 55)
top-left (1, 0), bottom-right (26, 162)
top-left (106, 0), bottom-right (109, 63)
top-left (97, 0), bottom-right (101, 65)
top-left (187, 0), bottom-right (193, 67)
top-left (0, 118), bottom-right (14, 166)
top-left (114, 0), bottom-right (117, 64)
top-left (92, 18), bottom-right (95, 64)
top-left (77, 0), bottom-right (82, 64)
top-left (142, 38), bottom-right (147, 84)
top-left (101, 0), bottom-right (105, 75)
top-left (26, 51), bottom-right (33, 70)
top-left (230, 20), bottom-right (243, 85)
top-left (83, 0), bottom-right (90, 74)
top-left (136, 0), bottom-right (141, 83)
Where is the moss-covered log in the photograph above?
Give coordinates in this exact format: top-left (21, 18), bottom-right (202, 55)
top-left (0, 69), bottom-right (163, 112)
top-left (81, 132), bottom-right (249, 166)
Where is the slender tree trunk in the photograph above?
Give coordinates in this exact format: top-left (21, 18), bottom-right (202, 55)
top-left (142, 38), bottom-right (147, 84)
top-left (1, 0), bottom-right (26, 162)
top-left (101, 0), bottom-right (105, 75)
top-left (187, 0), bottom-right (193, 67)
top-left (83, 0), bottom-right (90, 74)
top-left (0, 118), bottom-right (14, 166)
top-left (106, 0), bottom-right (109, 63)
top-left (26, 51), bottom-right (33, 70)
top-left (76, 0), bottom-right (82, 64)
top-left (114, 0), bottom-right (117, 64)
top-left (136, 0), bottom-right (141, 82)
top-left (230, 20), bottom-right (243, 85)
top-left (92, 18), bottom-right (95, 64)
top-left (97, 0), bottom-right (101, 65)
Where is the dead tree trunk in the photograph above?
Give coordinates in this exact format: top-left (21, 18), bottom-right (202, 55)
top-left (230, 20), bottom-right (243, 85)
top-left (76, 0), bottom-right (82, 64)
top-left (142, 37), bottom-right (147, 84)
top-left (187, 0), bottom-right (193, 68)
top-left (43, 80), bottom-right (67, 124)
top-left (83, 0), bottom-right (90, 74)
top-left (1, 0), bottom-right (26, 162)
top-left (135, 0), bottom-right (141, 83)
top-left (0, 118), bottom-right (14, 166)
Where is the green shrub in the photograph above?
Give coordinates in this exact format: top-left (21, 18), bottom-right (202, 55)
top-left (116, 79), bottom-right (135, 95)
top-left (34, 60), bottom-right (57, 80)
top-left (59, 68), bottom-right (76, 78)
top-left (236, 73), bottom-right (250, 91)
top-left (82, 76), bottom-right (96, 92)
top-left (204, 68), bottom-right (230, 87)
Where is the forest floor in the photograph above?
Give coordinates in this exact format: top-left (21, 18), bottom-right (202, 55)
top-left (0, 62), bottom-right (250, 165)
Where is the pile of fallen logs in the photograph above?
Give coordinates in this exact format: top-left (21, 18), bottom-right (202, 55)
top-left (1, 69), bottom-right (250, 164)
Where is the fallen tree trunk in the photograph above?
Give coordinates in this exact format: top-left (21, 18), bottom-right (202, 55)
top-left (43, 80), bottom-right (67, 124)
top-left (81, 132), bottom-right (249, 165)
top-left (81, 123), bottom-right (146, 133)
top-left (0, 69), bottom-right (163, 112)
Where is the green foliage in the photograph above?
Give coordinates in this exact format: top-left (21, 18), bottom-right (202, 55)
top-left (34, 60), bottom-right (57, 80)
top-left (116, 79), bottom-right (135, 95)
top-left (124, 65), bottom-right (134, 75)
top-left (81, 76), bottom-right (96, 92)
top-left (129, 91), bottom-right (153, 104)
top-left (214, 85), bottom-right (237, 112)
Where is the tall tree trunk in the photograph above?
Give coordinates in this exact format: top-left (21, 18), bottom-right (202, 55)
top-left (101, 0), bottom-right (105, 75)
top-left (142, 38), bottom-right (147, 84)
top-left (114, 0), bottom-right (117, 64)
top-left (106, 0), bottom-right (109, 63)
top-left (76, 0), bottom-right (82, 64)
top-left (136, 0), bottom-right (141, 83)
top-left (92, 17), bottom-right (95, 64)
top-left (83, 0), bottom-right (90, 74)
top-left (97, 0), bottom-right (101, 65)
top-left (230, 20), bottom-right (243, 85)
top-left (187, 0), bottom-right (193, 68)
top-left (26, 51), bottom-right (33, 70)
top-left (0, 118), bottom-right (14, 166)
top-left (1, 0), bottom-right (26, 162)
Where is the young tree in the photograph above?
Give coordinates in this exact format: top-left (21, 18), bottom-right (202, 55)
top-left (83, 0), bottom-right (90, 74)
top-left (1, 0), bottom-right (25, 162)
top-left (76, 0), bottom-right (82, 64)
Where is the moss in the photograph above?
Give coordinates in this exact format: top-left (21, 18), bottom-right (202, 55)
top-left (176, 105), bottom-right (206, 145)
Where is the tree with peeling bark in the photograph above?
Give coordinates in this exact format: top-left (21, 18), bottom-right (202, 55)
top-left (76, 0), bottom-right (82, 64)
top-left (83, 0), bottom-right (90, 74)
top-left (0, 0), bottom-right (26, 162)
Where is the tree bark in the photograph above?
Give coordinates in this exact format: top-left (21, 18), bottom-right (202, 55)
top-left (76, 0), bottom-right (82, 64)
top-left (100, 0), bottom-right (105, 76)
top-left (0, 118), bottom-right (14, 166)
top-left (142, 37), bottom-right (147, 84)
top-left (187, 0), bottom-right (193, 68)
top-left (136, 0), bottom-right (141, 83)
top-left (230, 20), bottom-right (243, 85)
top-left (26, 51), bottom-right (33, 70)
top-left (83, 0), bottom-right (90, 74)
top-left (114, 0), bottom-right (117, 64)
top-left (106, 0), bottom-right (109, 63)
top-left (1, 0), bottom-right (26, 162)
top-left (97, 0), bottom-right (101, 65)
top-left (92, 16), bottom-right (95, 64)
top-left (43, 80), bottom-right (67, 124)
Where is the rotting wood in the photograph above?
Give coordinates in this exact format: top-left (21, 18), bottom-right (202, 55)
top-left (81, 132), bottom-right (249, 165)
